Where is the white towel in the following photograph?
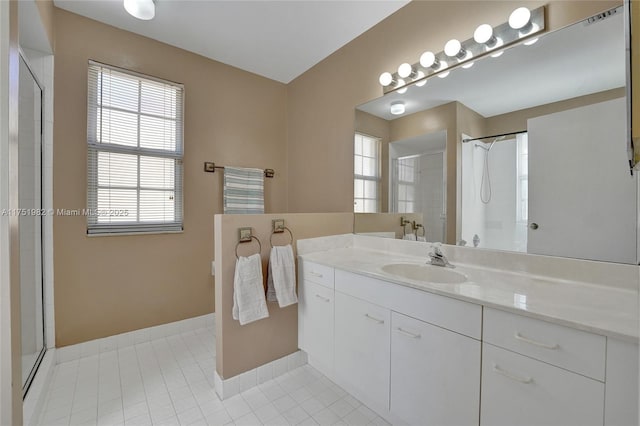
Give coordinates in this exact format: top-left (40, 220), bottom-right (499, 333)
top-left (417, 236), bottom-right (427, 242)
top-left (266, 245), bottom-right (298, 307)
top-left (232, 253), bottom-right (269, 325)
top-left (403, 234), bottom-right (417, 241)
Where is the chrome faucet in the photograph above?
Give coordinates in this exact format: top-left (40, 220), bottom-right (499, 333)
top-left (427, 243), bottom-right (454, 268)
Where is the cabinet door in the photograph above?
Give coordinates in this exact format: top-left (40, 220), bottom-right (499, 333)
top-left (298, 280), bottom-right (334, 373)
top-left (605, 339), bottom-right (639, 426)
top-left (390, 312), bottom-right (480, 426)
top-left (481, 344), bottom-right (604, 426)
top-left (335, 291), bottom-right (390, 408)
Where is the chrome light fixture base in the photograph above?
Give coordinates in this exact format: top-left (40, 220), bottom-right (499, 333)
top-left (381, 6), bottom-right (545, 95)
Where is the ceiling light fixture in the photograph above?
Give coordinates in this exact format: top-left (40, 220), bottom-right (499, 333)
top-left (124, 0), bottom-right (155, 20)
top-left (524, 37), bottom-right (539, 46)
top-left (390, 101), bottom-right (405, 115)
top-left (379, 5), bottom-right (544, 94)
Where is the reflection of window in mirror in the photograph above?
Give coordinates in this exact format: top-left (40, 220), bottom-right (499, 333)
top-left (394, 156), bottom-right (417, 213)
top-left (354, 133), bottom-right (381, 212)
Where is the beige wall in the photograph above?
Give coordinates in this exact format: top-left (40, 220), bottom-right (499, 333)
top-left (486, 87), bottom-right (626, 135)
top-left (35, 0), bottom-right (54, 49)
top-left (53, 9), bottom-right (288, 347)
top-left (214, 213), bottom-right (353, 378)
top-left (286, 0), bottom-right (621, 218)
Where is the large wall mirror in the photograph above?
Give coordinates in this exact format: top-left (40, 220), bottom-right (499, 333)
top-left (355, 5), bottom-right (638, 264)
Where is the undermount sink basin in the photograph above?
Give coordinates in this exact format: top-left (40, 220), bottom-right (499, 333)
top-left (381, 263), bottom-right (467, 284)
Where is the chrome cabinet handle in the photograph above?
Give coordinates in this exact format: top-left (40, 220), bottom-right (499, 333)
top-left (492, 363), bottom-right (533, 384)
top-left (396, 327), bottom-right (421, 339)
top-left (314, 294), bottom-right (330, 302)
top-left (309, 271), bottom-right (323, 278)
top-left (515, 332), bottom-right (559, 350)
top-left (364, 314), bottom-right (385, 324)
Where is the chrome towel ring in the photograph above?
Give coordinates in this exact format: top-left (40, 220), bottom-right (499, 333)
top-left (235, 236), bottom-right (262, 259)
top-left (270, 226), bottom-right (293, 248)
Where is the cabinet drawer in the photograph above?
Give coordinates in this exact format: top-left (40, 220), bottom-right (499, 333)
top-left (483, 308), bottom-right (605, 381)
top-left (481, 343), bottom-right (604, 426)
top-left (300, 260), bottom-right (334, 289)
top-left (335, 269), bottom-right (481, 339)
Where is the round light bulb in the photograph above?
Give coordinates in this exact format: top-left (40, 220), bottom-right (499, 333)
top-left (396, 78), bottom-right (407, 94)
top-left (415, 71), bottom-right (427, 87)
top-left (379, 72), bottom-right (393, 87)
top-left (437, 61), bottom-right (449, 78)
top-left (398, 63), bottom-right (413, 78)
top-left (419, 51), bottom-right (437, 68)
top-left (462, 62), bottom-right (475, 69)
top-left (444, 39), bottom-right (462, 57)
top-left (390, 101), bottom-right (405, 115)
top-left (474, 24), bottom-right (494, 44)
top-left (124, 0), bottom-right (155, 20)
top-left (509, 7), bottom-right (531, 30)
top-left (524, 37), bottom-right (539, 46)
top-left (491, 50), bottom-right (504, 58)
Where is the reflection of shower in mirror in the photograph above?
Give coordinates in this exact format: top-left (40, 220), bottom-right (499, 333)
top-left (475, 135), bottom-right (505, 204)
top-left (461, 133), bottom-right (528, 253)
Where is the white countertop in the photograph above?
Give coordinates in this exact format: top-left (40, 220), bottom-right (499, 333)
top-left (300, 246), bottom-right (639, 342)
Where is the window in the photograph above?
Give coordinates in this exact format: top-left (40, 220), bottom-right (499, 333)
top-left (87, 61), bottom-right (184, 234)
top-left (394, 155), bottom-right (418, 213)
top-left (354, 133), bottom-right (381, 212)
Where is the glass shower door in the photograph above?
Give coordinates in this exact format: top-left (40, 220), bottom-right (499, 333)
top-left (19, 54), bottom-right (45, 396)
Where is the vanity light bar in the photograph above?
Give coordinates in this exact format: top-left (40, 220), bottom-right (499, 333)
top-left (380, 6), bottom-right (545, 95)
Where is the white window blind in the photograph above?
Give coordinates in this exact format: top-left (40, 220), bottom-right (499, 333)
top-left (87, 61), bottom-right (184, 234)
top-left (354, 133), bottom-right (381, 213)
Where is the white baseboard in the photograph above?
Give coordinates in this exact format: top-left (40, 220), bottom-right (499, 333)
top-left (56, 313), bottom-right (215, 364)
top-left (214, 350), bottom-right (308, 400)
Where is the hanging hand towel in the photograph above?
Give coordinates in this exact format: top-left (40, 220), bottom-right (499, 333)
top-left (403, 234), bottom-right (417, 241)
top-left (232, 253), bottom-right (269, 325)
top-left (266, 245), bottom-right (298, 307)
top-left (224, 167), bottom-right (264, 214)
top-left (416, 236), bottom-right (427, 242)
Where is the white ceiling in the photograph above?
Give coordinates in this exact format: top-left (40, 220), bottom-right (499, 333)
top-left (53, 0), bottom-right (409, 83)
top-left (358, 9), bottom-right (625, 120)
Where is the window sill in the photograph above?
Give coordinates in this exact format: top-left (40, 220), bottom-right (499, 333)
top-left (86, 230), bottom-right (184, 237)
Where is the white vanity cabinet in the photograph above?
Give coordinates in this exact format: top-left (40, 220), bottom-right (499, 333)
top-left (390, 312), bottom-right (480, 426)
top-left (481, 308), bottom-right (606, 426)
top-left (298, 260), bottom-right (335, 375)
top-left (333, 269), bottom-right (482, 424)
top-left (334, 291), bottom-right (391, 409)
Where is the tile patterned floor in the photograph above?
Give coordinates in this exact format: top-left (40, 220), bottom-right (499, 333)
top-left (38, 327), bottom-right (390, 426)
